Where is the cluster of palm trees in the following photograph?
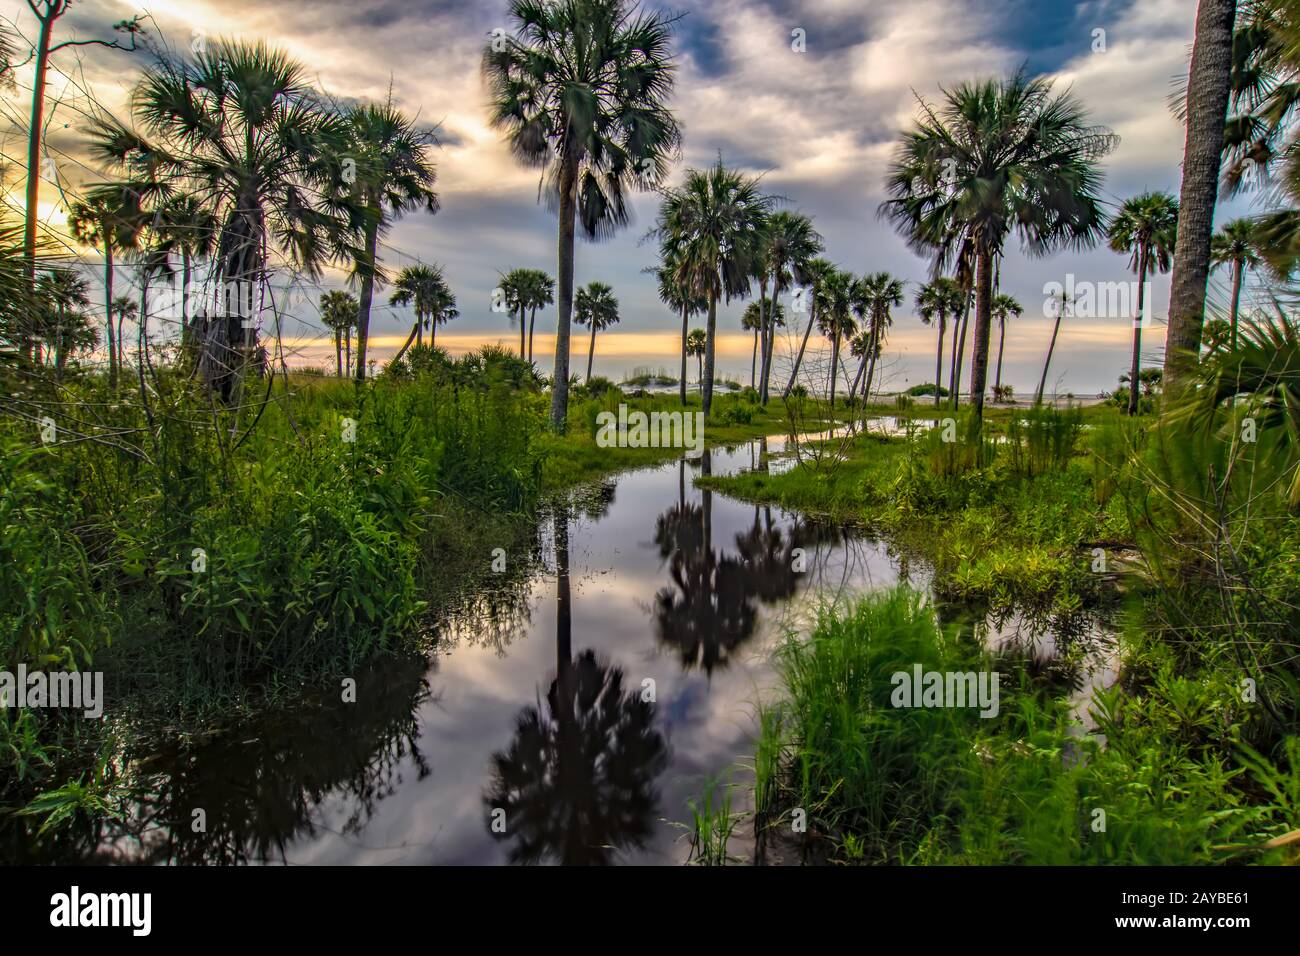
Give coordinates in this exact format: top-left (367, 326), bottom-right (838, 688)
top-left (45, 41), bottom-right (443, 399)
top-left (498, 269), bottom-right (556, 364)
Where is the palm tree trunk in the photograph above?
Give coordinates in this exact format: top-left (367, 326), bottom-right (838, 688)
top-left (586, 324), bottom-right (597, 383)
top-left (968, 250), bottom-right (994, 425)
top-left (392, 322), bottom-right (419, 365)
top-left (353, 220), bottom-right (379, 383)
top-left (1128, 248), bottom-right (1149, 416)
top-left (783, 302), bottom-right (817, 399)
top-left (1228, 257), bottom-right (1243, 350)
top-left (849, 353), bottom-right (867, 400)
top-left (934, 315), bottom-right (946, 408)
top-left (1036, 296), bottom-right (1065, 406)
top-left (756, 277), bottom-right (769, 400)
top-left (528, 306), bottom-right (537, 363)
top-left (181, 250), bottom-right (192, 343)
top-left (335, 330), bottom-right (342, 376)
top-left (21, 12), bottom-right (54, 367)
top-left (417, 314), bottom-right (423, 349)
top-left (679, 305), bottom-right (689, 406)
top-left (1164, 0), bottom-right (1237, 391)
top-left (952, 292), bottom-right (971, 408)
top-left (519, 304), bottom-right (526, 358)
top-left (993, 315), bottom-right (1006, 393)
top-left (345, 328), bottom-right (352, 377)
top-left (750, 329), bottom-right (757, 387)
top-left (702, 290), bottom-right (718, 417)
top-left (550, 157), bottom-right (579, 432)
top-left (861, 323), bottom-right (882, 402)
top-left (104, 245), bottom-right (116, 388)
top-left (829, 330), bottom-right (841, 409)
top-left (430, 312), bottom-right (436, 350)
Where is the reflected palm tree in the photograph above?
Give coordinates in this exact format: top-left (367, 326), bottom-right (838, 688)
top-left (483, 506), bottom-right (668, 865)
top-left (652, 452), bottom-right (808, 675)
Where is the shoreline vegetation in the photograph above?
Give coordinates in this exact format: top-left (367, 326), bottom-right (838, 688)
top-left (2, 0), bottom-right (1298, 866)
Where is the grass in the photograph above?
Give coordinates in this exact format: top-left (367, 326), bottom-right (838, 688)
top-left (756, 588), bottom-right (1300, 865)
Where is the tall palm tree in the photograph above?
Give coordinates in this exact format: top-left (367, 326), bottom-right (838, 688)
top-left (498, 268), bottom-right (530, 357)
top-left (1035, 289), bottom-right (1073, 405)
top-left (881, 69), bottom-right (1115, 429)
top-left (483, 0), bottom-right (681, 431)
top-left (320, 290), bottom-right (358, 376)
top-left (686, 328), bottom-right (707, 387)
top-left (1108, 191), bottom-right (1179, 415)
top-left (523, 269), bottom-right (555, 363)
top-left (915, 277), bottom-right (963, 407)
top-left (655, 159), bottom-right (774, 417)
top-left (815, 268), bottom-right (855, 408)
top-left (574, 281), bottom-right (620, 382)
top-left (782, 256), bottom-right (834, 399)
top-left (341, 101), bottom-right (440, 383)
top-left (851, 271), bottom-right (904, 403)
top-left (990, 293), bottom-right (1023, 395)
top-left (758, 211), bottom-right (823, 403)
top-left (1211, 217), bottom-right (1263, 349)
top-left (20, 5), bottom-right (142, 365)
top-left (90, 41), bottom-right (355, 400)
top-left (390, 264), bottom-right (457, 362)
top-left (654, 251), bottom-right (707, 406)
top-left (1164, 0), bottom-right (1238, 390)
top-left (68, 185), bottom-right (143, 388)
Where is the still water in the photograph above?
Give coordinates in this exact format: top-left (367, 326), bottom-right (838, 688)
top-left (69, 434), bottom-right (1114, 865)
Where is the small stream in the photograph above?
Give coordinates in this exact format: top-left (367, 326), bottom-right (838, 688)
top-left (43, 431), bottom-right (1116, 865)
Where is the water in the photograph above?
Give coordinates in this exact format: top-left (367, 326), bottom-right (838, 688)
top-left (50, 435), bottom-right (1114, 865)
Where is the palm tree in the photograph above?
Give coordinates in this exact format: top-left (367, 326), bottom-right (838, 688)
top-left (90, 41), bottom-right (356, 400)
top-left (35, 268), bottom-right (91, 372)
top-left (320, 290), bottom-right (358, 376)
top-left (881, 69), bottom-right (1115, 429)
top-left (915, 277), bottom-right (963, 408)
top-left (68, 185), bottom-right (143, 388)
top-left (523, 269), bottom-right (555, 363)
top-left (815, 268), bottom-right (855, 408)
top-left (654, 251), bottom-right (707, 406)
top-left (154, 192), bottom-right (217, 344)
top-left (483, 0), bottom-right (681, 432)
top-left (851, 271), bottom-right (904, 403)
top-left (1164, 0), bottom-right (1238, 390)
top-left (782, 256), bottom-right (834, 399)
top-left (654, 159), bottom-right (774, 417)
top-left (574, 281), bottom-right (620, 382)
top-left (758, 211), bottom-right (823, 403)
top-left (111, 296), bottom-right (138, 373)
top-left (498, 268), bottom-right (531, 357)
top-left (1108, 192), bottom-right (1179, 415)
top-left (1211, 218), bottom-right (1263, 350)
top-left (341, 101), bottom-right (440, 384)
top-left (1035, 288), bottom-right (1073, 405)
top-left (686, 328), bottom-right (707, 387)
top-left (390, 264), bottom-right (457, 362)
top-left (990, 293), bottom-right (1023, 396)
top-left (20, 5), bottom-right (142, 365)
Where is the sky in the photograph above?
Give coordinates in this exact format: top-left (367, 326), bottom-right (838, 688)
top-left (0, 0), bottom-right (1265, 393)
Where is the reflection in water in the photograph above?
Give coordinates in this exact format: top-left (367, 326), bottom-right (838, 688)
top-left (482, 507), bottom-right (668, 864)
top-left (61, 658), bottom-right (434, 865)
top-left (652, 453), bottom-right (808, 675)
